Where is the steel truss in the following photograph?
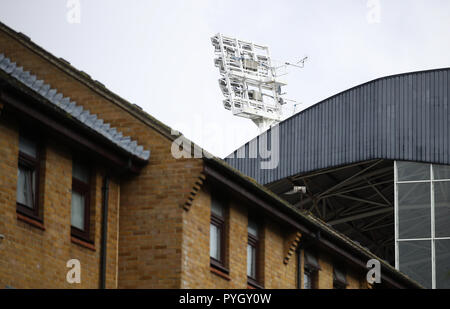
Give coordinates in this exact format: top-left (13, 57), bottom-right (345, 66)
top-left (270, 159), bottom-right (396, 264)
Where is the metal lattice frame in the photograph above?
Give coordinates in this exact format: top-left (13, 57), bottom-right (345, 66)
top-left (268, 159), bottom-right (396, 264)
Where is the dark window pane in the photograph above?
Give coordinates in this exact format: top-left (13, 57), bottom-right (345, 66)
top-left (397, 161), bottom-right (430, 181)
top-left (434, 181), bottom-right (450, 237)
top-left (436, 240), bottom-right (450, 289)
top-left (398, 183), bottom-right (431, 239)
top-left (248, 220), bottom-right (258, 238)
top-left (211, 196), bottom-right (224, 218)
top-left (398, 240), bottom-right (432, 288)
top-left (72, 161), bottom-right (90, 183)
top-left (304, 251), bottom-right (320, 270)
top-left (333, 267), bottom-right (347, 287)
top-left (19, 135), bottom-right (37, 158)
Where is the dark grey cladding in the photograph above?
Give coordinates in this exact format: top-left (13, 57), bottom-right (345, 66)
top-left (0, 53), bottom-right (150, 161)
top-left (226, 68), bottom-right (450, 185)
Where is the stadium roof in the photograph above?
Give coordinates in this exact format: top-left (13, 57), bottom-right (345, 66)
top-left (226, 68), bottom-right (450, 185)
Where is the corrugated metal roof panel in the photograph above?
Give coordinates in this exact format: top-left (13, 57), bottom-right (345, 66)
top-left (226, 68), bottom-right (450, 185)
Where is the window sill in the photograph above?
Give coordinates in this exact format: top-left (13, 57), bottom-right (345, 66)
top-left (210, 266), bottom-right (231, 281)
top-left (71, 236), bottom-right (95, 251)
top-left (17, 213), bottom-right (45, 231)
top-left (247, 278), bottom-right (264, 289)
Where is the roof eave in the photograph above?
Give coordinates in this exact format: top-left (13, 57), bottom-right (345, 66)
top-left (0, 73), bottom-right (147, 174)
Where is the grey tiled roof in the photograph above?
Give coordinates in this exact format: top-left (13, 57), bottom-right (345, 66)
top-left (0, 53), bottom-right (150, 161)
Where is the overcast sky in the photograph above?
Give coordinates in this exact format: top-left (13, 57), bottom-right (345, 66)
top-left (1, 0), bottom-right (449, 158)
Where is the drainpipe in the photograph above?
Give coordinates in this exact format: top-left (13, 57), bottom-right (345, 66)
top-left (100, 176), bottom-right (109, 289)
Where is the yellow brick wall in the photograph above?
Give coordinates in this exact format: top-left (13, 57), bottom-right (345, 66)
top-left (0, 28), bottom-right (205, 289)
top-left (0, 117), bottom-right (120, 288)
top-left (262, 220), bottom-right (297, 288)
top-left (117, 155), bottom-right (203, 289)
top-left (181, 187), bottom-right (249, 288)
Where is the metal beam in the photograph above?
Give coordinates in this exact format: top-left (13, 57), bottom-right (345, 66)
top-left (295, 165), bottom-right (392, 208)
top-left (334, 184), bottom-right (393, 217)
top-left (290, 160), bottom-right (379, 181)
top-left (317, 160), bottom-right (384, 198)
top-left (359, 213), bottom-right (393, 231)
top-left (338, 224), bottom-right (380, 252)
top-left (320, 179), bottom-right (393, 199)
top-left (334, 194), bottom-right (389, 207)
top-left (330, 166), bottom-right (393, 194)
top-left (328, 208), bottom-right (393, 226)
top-left (366, 178), bottom-right (393, 207)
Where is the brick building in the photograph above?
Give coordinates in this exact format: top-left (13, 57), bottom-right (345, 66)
top-left (0, 21), bottom-right (420, 289)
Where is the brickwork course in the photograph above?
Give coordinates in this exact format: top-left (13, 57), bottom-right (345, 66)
top-left (0, 21), bottom-right (421, 289)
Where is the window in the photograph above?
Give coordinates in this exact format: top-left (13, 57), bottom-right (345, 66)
top-left (210, 192), bottom-right (227, 272)
top-left (333, 266), bottom-right (347, 289)
top-left (395, 161), bottom-right (450, 288)
top-left (71, 160), bottom-right (91, 241)
top-left (247, 218), bottom-right (260, 286)
top-left (16, 133), bottom-right (41, 220)
top-left (303, 251), bottom-right (320, 289)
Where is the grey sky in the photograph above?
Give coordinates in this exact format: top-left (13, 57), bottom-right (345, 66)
top-left (1, 0), bottom-right (449, 158)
